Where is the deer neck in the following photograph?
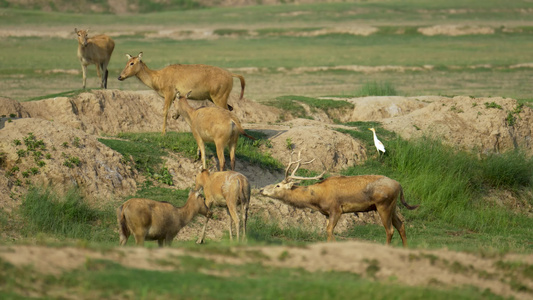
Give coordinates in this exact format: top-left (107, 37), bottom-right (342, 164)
top-left (135, 62), bottom-right (158, 90)
top-left (177, 98), bottom-right (195, 126)
top-left (277, 185), bottom-right (320, 209)
top-left (176, 199), bottom-right (199, 227)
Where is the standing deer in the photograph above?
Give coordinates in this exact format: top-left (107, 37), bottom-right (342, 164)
top-left (74, 28), bottom-right (115, 89)
top-left (116, 189), bottom-right (210, 247)
top-left (173, 91), bottom-right (255, 171)
top-left (260, 152), bottom-right (419, 247)
top-left (194, 169), bottom-right (251, 244)
top-left (118, 52), bottom-right (246, 134)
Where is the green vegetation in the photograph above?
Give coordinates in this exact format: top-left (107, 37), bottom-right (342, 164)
top-left (19, 187), bottom-right (115, 242)
top-left (337, 125), bottom-right (533, 251)
top-left (266, 95), bottom-right (354, 121)
top-left (0, 255), bottom-right (509, 300)
top-left (99, 131), bottom-right (282, 180)
top-left (353, 81), bottom-right (398, 97)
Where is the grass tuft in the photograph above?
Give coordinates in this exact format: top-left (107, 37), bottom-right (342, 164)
top-left (354, 81), bottom-right (398, 97)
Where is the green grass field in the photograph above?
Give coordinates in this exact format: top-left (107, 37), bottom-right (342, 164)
top-left (1, 1), bottom-right (533, 299)
top-left (1, 0), bottom-right (533, 101)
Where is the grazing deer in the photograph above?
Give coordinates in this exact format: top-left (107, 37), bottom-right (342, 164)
top-left (118, 52), bottom-right (246, 135)
top-left (194, 169), bottom-right (250, 244)
top-left (260, 152), bottom-right (419, 247)
top-left (173, 91), bottom-right (255, 171)
top-left (116, 189), bottom-right (210, 247)
top-left (74, 28), bottom-right (115, 89)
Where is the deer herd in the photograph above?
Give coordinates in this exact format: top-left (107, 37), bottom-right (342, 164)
top-left (74, 28), bottom-right (419, 248)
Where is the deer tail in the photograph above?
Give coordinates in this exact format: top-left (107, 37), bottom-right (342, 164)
top-left (232, 74), bottom-right (246, 100)
top-left (116, 204), bottom-right (130, 237)
top-left (399, 186), bottom-right (419, 210)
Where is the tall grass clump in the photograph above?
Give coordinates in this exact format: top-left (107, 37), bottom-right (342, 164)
top-left (19, 187), bottom-right (115, 241)
top-left (354, 81), bottom-right (397, 97)
top-left (343, 136), bottom-right (533, 235)
top-left (479, 150), bottom-right (533, 189)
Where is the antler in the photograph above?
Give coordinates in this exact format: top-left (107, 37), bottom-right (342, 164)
top-left (285, 151), bottom-right (326, 181)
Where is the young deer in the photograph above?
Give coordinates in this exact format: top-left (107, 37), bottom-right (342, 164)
top-left (173, 91), bottom-right (255, 171)
top-left (194, 169), bottom-right (250, 244)
top-left (116, 189), bottom-right (210, 247)
top-left (118, 52), bottom-right (246, 134)
top-left (74, 28), bottom-right (115, 89)
top-left (260, 151), bottom-right (419, 247)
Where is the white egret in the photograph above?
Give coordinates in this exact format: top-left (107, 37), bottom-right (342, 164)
top-left (369, 128), bottom-right (386, 156)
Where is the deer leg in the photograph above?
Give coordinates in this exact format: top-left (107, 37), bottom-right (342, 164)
top-left (196, 211), bottom-right (211, 244)
top-left (197, 141), bottom-right (207, 170)
top-left (133, 234), bottom-right (145, 246)
top-left (157, 239), bottom-right (164, 247)
top-left (377, 205), bottom-right (394, 245)
top-left (119, 231), bottom-right (129, 246)
top-left (95, 63), bottom-right (103, 88)
top-left (326, 210), bottom-right (341, 242)
top-left (226, 202), bottom-right (240, 242)
top-left (161, 94), bottom-right (173, 135)
top-left (229, 140), bottom-right (237, 171)
top-left (242, 202), bottom-right (248, 241)
top-left (215, 141), bottom-right (226, 171)
top-left (81, 64), bottom-right (88, 89)
top-left (392, 211), bottom-right (408, 247)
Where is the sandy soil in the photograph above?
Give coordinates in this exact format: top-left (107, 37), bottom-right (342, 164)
top-left (1, 241), bottom-right (532, 299)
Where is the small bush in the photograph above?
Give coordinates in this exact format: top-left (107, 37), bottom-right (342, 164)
top-left (354, 81), bottom-right (397, 97)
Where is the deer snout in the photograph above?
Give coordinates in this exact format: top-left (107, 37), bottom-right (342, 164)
top-left (172, 112), bottom-right (180, 120)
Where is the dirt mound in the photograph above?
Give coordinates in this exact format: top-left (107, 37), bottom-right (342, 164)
top-left (0, 118), bottom-right (138, 208)
top-left (18, 90), bottom-right (279, 135)
top-left (346, 95), bottom-right (533, 155)
top-left (418, 25), bottom-right (495, 36)
top-left (263, 119), bottom-right (367, 172)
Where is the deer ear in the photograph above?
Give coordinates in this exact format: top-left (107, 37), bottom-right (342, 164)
top-left (126, 54), bottom-right (132, 59)
top-left (186, 91), bottom-right (192, 98)
top-left (138, 52), bottom-right (143, 60)
top-left (74, 28), bottom-right (78, 33)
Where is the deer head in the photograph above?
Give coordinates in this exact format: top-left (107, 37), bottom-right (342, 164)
top-left (118, 52), bottom-right (143, 81)
top-left (75, 28), bottom-right (89, 47)
top-left (260, 151), bottom-right (326, 197)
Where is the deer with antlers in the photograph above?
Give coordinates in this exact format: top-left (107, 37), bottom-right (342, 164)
top-left (118, 52), bottom-right (246, 134)
top-left (259, 152), bottom-right (419, 247)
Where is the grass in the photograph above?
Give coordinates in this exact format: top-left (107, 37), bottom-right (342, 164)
top-left (353, 81), bottom-right (398, 97)
top-left (266, 95), bottom-right (354, 121)
top-left (100, 131), bottom-right (283, 174)
top-left (0, 256), bottom-right (506, 300)
top-left (336, 125), bottom-right (533, 251)
top-left (19, 187), bottom-right (116, 242)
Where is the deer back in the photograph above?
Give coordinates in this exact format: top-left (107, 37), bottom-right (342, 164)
top-left (190, 107), bottom-right (240, 141)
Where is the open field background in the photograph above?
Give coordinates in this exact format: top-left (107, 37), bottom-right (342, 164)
top-left (1, 1), bottom-right (533, 299)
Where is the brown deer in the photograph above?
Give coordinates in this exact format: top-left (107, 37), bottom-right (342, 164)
top-left (173, 91), bottom-right (255, 171)
top-left (118, 52), bottom-right (246, 134)
top-left (194, 169), bottom-right (251, 244)
top-left (259, 152), bottom-right (419, 247)
top-left (116, 189), bottom-right (211, 247)
top-left (74, 28), bottom-right (115, 89)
